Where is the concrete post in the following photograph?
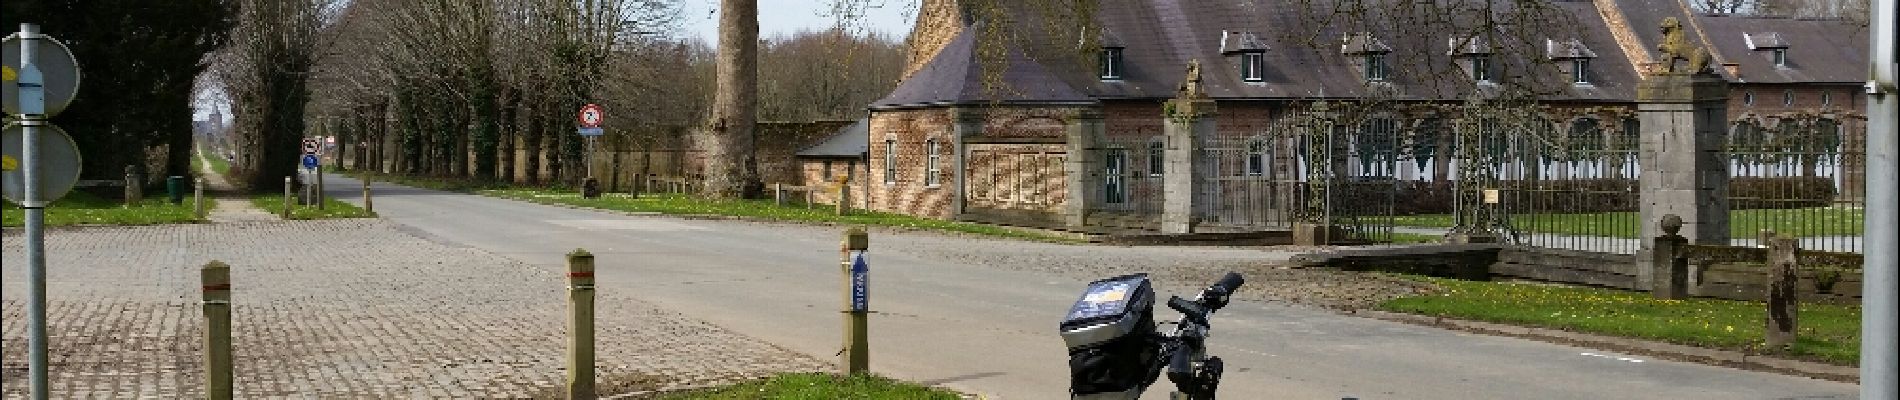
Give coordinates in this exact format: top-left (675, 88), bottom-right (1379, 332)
top-left (1766, 236), bottom-right (1800, 351)
top-left (1652, 215), bottom-right (1690, 299)
top-left (565, 249), bottom-right (596, 400)
top-left (201, 261), bottom-right (232, 400)
top-left (1064, 109), bottom-right (1106, 228)
top-left (1636, 71), bottom-right (1729, 290)
top-left (281, 177), bottom-right (292, 219)
top-left (774, 183), bottom-right (784, 206)
top-left (840, 228), bottom-right (870, 374)
top-left (1162, 84), bottom-right (1215, 234)
top-left (194, 177), bottom-right (206, 219)
top-left (124, 165), bottom-right (142, 206)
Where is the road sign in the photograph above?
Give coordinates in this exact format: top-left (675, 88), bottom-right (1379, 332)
top-left (2, 33), bottom-right (81, 116)
top-left (302, 138), bottom-right (319, 154)
top-left (849, 251), bottom-right (869, 312)
top-left (577, 127), bottom-right (604, 136)
top-left (2, 122), bottom-right (82, 203)
top-left (578, 104), bottom-right (604, 128)
top-left (301, 154), bottom-right (319, 170)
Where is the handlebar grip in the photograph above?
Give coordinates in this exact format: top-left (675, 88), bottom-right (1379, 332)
top-left (1213, 272), bottom-right (1245, 294)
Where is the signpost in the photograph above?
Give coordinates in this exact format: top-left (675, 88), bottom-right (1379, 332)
top-left (577, 104), bottom-right (604, 197)
top-left (5, 23), bottom-right (81, 400)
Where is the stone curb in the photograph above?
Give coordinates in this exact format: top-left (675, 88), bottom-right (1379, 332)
top-left (479, 192), bottom-right (1092, 244)
top-left (1351, 309), bottom-right (1858, 383)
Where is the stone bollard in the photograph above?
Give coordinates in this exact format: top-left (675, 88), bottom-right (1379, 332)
top-left (1652, 214), bottom-right (1690, 299)
top-left (202, 261), bottom-right (233, 400)
top-left (806, 188), bottom-right (814, 210)
top-left (774, 183), bottom-right (785, 206)
top-left (282, 177), bottom-right (293, 218)
top-left (194, 177), bottom-right (206, 219)
top-left (566, 249), bottom-right (597, 400)
top-left (362, 175), bottom-right (373, 213)
top-left (1758, 229), bottom-right (1776, 248)
top-left (1766, 236), bottom-right (1799, 351)
top-left (840, 228), bottom-right (870, 374)
top-left (124, 165), bottom-right (142, 206)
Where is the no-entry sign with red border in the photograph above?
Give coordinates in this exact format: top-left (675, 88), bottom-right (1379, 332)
top-left (578, 104), bottom-right (604, 128)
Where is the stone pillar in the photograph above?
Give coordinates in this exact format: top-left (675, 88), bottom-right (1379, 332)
top-left (952, 108), bottom-right (983, 217)
top-left (1637, 71), bottom-right (1729, 288)
top-left (1162, 78), bottom-right (1215, 234)
top-left (1064, 109), bottom-right (1105, 228)
top-left (1765, 236), bottom-right (1799, 351)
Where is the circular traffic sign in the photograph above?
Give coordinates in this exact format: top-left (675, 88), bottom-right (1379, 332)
top-left (2, 122), bottom-right (83, 203)
top-left (3, 33), bottom-right (82, 116)
top-left (578, 104), bottom-right (604, 128)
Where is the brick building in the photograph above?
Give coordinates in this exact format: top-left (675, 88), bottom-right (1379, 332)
top-left (831, 0), bottom-right (1868, 231)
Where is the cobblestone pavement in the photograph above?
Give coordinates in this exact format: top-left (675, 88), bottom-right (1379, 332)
top-left (0, 219), bottom-right (826, 398)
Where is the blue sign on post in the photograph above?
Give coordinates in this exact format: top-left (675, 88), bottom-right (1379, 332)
top-left (577, 127), bottom-right (604, 137)
top-left (301, 154), bottom-right (319, 170)
top-left (850, 251), bottom-right (868, 312)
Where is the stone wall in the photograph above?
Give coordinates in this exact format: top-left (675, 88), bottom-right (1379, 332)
top-left (797, 158), bottom-right (871, 208)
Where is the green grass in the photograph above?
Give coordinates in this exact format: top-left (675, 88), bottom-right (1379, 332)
top-left (1379, 276), bottom-right (1862, 365)
top-left (1386, 207), bottom-right (1864, 238)
top-left (4, 190), bottom-right (210, 227)
top-left (485, 188), bottom-right (1081, 243)
top-left (656, 373), bottom-right (962, 400)
top-left (249, 194), bottom-right (375, 220)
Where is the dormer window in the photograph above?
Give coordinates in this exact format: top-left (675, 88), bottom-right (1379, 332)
top-left (1241, 53), bottom-right (1265, 82)
top-left (1099, 47), bottom-right (1124, 80)
top-left (1223, 30), bottom-right (1268, 83)
top-left (1365, 54), bottom-right (1388, 81)
top-left (1343, 33), bottom-right (1392, 83)
top-left (1471, 55), bottom-right (1493, 82)
top-left (1744, 32), bottom-right (1790, 68)
top-left (1547, 38), bottom-right (1597, 85)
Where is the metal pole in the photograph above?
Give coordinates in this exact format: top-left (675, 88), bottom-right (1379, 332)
top-left (18, 22), bottom-right (51, 400)
top-left (1862, 0), bottom-right (1897, 396)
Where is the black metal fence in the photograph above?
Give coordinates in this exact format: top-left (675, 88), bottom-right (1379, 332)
top-left (1725, 114), bottom-right (1866, 253)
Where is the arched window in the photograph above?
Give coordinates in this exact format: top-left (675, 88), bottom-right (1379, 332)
top-left (1567, 118), bottom-right (1604, 162)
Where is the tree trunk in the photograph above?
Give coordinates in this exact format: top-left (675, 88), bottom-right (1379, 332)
top-left (701, 0), bottom-right (760, 199)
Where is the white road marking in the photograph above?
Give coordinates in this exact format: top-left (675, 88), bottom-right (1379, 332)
top-left (1580, 352), bottom-right (1646, 363)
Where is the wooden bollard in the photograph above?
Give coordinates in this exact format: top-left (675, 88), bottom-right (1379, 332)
top-left (840, 228), bottom-right (870, 374)
top-left (566, 249), bottom-right (597, 399)
top-left (281, 177), bottom-right (293, 219)
top-left (362, 175), bottom-right (373, 213)
top-left (194, 177), bottom-right (207, 219)
top-left (315, 165), bottom-right (326, 210)
top-left (202, 261), bottom-right (233, 399)
top-left (1766, 236), bottom-right (1799, 351)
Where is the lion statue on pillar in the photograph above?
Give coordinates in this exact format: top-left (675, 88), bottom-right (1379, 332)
top-left (1655, 17), bottom-right (1713, 75)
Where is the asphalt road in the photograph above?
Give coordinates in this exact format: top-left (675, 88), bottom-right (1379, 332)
top-left (324, 174), bottom-right (1858, 400)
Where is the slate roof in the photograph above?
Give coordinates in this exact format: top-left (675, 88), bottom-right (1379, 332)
top-left (796, 118), bottom-right (869, 158)
top-left (869, 26), bottom-right (1095, 109)
top-left (880, 0), bottom-right (1865, 107)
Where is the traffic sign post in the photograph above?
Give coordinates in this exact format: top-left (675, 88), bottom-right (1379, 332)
top-left (576, 104), bottom-right (604, 194)
top-left (7, 23), bottom-right (81, 400)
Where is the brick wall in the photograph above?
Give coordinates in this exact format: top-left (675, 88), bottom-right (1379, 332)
top-left (797, 158), bottom-right (871, 208)
top-left (867, 108), bottom-right (957, 218)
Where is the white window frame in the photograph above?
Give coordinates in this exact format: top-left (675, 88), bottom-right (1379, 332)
top-left (883, 138), bottom-right (897, 185)
top-left (1100, 48), bottom-right (1123, 80)
top-left (1772, 48), bottom-right (1788, 67)
top-left (1571, 59), bottom-right (1590, 84)
top-left (924, 138), bottom-right (941, 187)
top-left (1364, 54), bottom-right (1387, 82)
top-left (1241, 53), bottom-right (1265, 82)
top-left (1784, 90), bottom-right (1795, 106)
top-left (1471, 55), bottom-right (1493, 83)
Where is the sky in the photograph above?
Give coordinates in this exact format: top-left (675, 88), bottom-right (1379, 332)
top-left (198, 0), bottom-right (916, 123)
top-left (678, 0), bottom-right (916, 45)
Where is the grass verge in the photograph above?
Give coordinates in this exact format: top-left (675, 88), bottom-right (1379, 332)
top-left (249, 194), bottom-right (375, 220)
top-left (655, 373), bottom-right (962, 400)
top-left (1378, 276), bottom-right (1861, 365)
top-left (1386, 207), bottom-right (1862, 238)
top-left (4, 191), bottom-right (209, 227)
top-left (485, 188), bottom-right (1081, 243)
